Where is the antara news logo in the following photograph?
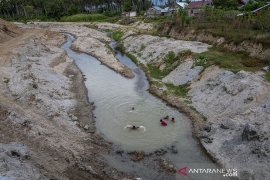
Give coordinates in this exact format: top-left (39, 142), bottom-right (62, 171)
top-left (178, 166), bottom-right (238, 177)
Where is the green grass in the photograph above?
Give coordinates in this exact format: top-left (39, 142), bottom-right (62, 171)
top-left (164, 83), bottom-right (189, 97)
top-left (149, 80), bottom-right (189, 98)
top-left (111, 31), bottom-right (123, 41)
top-left (163, 50), bottom-right (193, 74)
top-left (60, 13), bottom-right (119, 22)
top-left (144, 16), bottom-right (173, 24)
top-left (202, 27), bottom-right (270, 47)
top-left (146, 50), bottom-right (193, 79)
top-left (164, 51), bottom-right (176, 64)
top-left (158, 9), bottom-right (270, 48)
top-left (193, 47), bottom-right (268, 73)
top-left (147, 64), bottom-right (165, 79)
top-left (193, 10), bottom-right (270, 47)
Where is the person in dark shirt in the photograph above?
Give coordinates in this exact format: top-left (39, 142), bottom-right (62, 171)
top-left (131, 125), bottom-right (139, 129)
top-left (163, 115), bottom-right (169, 120)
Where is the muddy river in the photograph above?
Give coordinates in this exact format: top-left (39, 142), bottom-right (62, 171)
top-left (62, 33), bottom-right (224, 180)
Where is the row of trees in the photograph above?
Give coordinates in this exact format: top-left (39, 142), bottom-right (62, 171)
top-left (0, 0), bottom-right (152, 20)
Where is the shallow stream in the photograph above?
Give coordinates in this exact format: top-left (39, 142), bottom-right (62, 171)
top-left (62, 33), bottom-right (224, 180)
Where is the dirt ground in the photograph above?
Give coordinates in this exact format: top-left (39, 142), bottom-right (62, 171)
top-left (0, 19), bottom-right (132, 180)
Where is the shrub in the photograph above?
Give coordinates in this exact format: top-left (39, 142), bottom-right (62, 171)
top-left (111, 31), bottom-right (123, 41)
top-left (164, 51), bottom-right (176, 64)
top-left (147, 64), bottom-right (164, 79)
top-left (115, 43), bottom-right (125, 53)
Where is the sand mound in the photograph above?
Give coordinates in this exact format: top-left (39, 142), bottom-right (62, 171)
top-left (0, 19), bottom-right (22, 43)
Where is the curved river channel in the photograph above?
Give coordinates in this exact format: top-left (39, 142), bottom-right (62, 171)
top-left (62, 34), bottom-right (224, 180)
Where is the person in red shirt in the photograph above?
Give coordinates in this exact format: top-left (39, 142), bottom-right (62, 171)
top-left (160, 119), bottom-right (167, 126)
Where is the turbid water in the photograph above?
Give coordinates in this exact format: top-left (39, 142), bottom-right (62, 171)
top-left (62, 34), bottom-right (226, 180)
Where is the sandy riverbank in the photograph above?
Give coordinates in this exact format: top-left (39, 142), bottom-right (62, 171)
top-left (0, 20), bottom-right (133, 180)
top-left (15, 22), bottom-right (134, 79)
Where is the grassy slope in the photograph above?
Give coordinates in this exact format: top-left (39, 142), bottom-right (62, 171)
top-left (111, 31), bottom-right (124, 41)
top-left (193, 47), bottom-right (270, 73)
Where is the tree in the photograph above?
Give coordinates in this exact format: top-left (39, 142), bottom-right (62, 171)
top-left (0, 0), bottom-right (152, 20)
top-left (213, 0), bottom-right (238, 9)
top-left (122, 0), bottom-right (133, 11)
top-left (44, 0), bottom-right (65, 18)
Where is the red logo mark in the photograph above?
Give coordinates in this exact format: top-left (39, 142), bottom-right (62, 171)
top-left (178, 166), bottom-right (188, 176)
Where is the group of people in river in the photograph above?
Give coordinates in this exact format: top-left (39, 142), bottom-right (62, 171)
top-left (125, 107), bottom-right (175, 130)
top-left (160, 115), bottom-right (174, 126)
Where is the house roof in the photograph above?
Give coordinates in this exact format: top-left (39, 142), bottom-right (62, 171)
top-left (176, 2), bottom-right (188, 9)
top-left (151, 6), bottom-right (175, 12)
top-left (187, 0), bottom-right (212, 9)
top-left (152, 6), bottom-right (163, 11)
top-left (161, 7), bottom-right (170, 13)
